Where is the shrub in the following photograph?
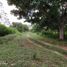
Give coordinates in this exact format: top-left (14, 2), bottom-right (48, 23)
top-left (41, 30), bottom-right (59, 39)
top-left (0, 24), bottom-right (18, 36)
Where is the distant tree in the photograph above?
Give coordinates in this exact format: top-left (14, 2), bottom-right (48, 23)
top-left (11, 22), bottom-right (29, 32)
top-left (22, 24), bottom-right (29, 32)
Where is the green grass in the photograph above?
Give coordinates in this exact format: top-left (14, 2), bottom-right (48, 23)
top-left (30, 38), bottom-right (67, 56)
top-left (40, 31), bottom-right (67, 46)
top-left (0, 33), bottom-right (67, 67)
top-left (29, 32), bottom-right (67, 56)
top-left (40, 35), bottom-right (67, 46)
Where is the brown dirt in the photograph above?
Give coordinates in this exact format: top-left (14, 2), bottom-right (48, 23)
top-left (59, 46), bottom-right (67, 51)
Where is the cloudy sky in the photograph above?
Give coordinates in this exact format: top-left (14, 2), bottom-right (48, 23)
top-left (0, 0), bottom-right (31, 25)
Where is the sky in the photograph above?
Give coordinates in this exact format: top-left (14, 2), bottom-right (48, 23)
top-left (0, 0), bottom-right (31, 25)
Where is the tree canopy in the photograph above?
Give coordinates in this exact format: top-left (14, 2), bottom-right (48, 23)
top-left (7, 0), bottom-right (67, 40)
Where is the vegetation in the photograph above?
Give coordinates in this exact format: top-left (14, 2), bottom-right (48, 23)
top-left (0, 24), bottom-right (19, 36)
top-left (7, 0), bottom-right (67, 40)
top-left (0, 33), bottom-right (67, 67)
top-left (11, 22), bottom-right (29, 32)
top-left (0, 0), bottom-right (67, 67)
top-left (0, 22), bottom-right (29, 37)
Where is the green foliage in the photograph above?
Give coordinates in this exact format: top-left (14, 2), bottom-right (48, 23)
top-left (41, 30), bottom-right (58, 39)
top-left (0, 24), bottom-right (18, 36)
top-left (31, 24), bottom-right (41, 32)
top-left (22, 24), bottom-right (29, 32)
top-left (7, 0), bottom-right (67, 40)
top-left (11, 22), bottom-right (29, 32)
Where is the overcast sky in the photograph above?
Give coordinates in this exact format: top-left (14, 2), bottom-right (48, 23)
top-left (0, 0), bottom-right (31, 25)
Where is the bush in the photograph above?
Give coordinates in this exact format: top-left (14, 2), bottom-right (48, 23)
top-left (0, 24), bottom-right (18, 36)
top-left (41, 30), bottom-right (58, 39)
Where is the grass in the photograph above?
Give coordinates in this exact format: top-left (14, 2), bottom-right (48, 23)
top-left (38, 31), bottom-right (67, 46)
top-left (41, 37), bottom-right (67, 46)
top-left (0, 33), bottom-right (67, 67)
top-left (30, 38), bottom-right (67, 56)
top-left (29, 32), bottom-right (67, 55)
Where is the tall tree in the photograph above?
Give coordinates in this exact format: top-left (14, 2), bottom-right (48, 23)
top-left (7, 0), bottom-right (67, 40)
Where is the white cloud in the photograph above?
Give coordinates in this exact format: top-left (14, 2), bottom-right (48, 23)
top-left (0, 0), bottom-right (31, 25)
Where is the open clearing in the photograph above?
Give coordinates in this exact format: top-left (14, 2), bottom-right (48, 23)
top-left (0, 32), bottom-right (67, 67)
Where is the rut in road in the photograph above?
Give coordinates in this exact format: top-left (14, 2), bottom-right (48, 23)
top-left (20, 32), bottom-right (67, 59)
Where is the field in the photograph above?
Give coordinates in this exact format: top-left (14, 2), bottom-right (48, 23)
top-left (0, 32), bottom-right (67, 67)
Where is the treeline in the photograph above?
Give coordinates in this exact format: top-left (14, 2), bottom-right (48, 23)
top-left (31, 24), bottom-right (67, 40)
top-left (0, 22), bottom-right (29, 36)
top-left (7, 0), bottom-right (67, 40)
top-left (11, 22), bottom-right (29, 32)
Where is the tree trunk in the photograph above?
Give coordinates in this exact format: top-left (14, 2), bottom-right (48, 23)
top-left (59, 22), bottom-right (64, 40)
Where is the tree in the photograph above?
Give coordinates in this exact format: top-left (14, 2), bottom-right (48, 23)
top-left (7, 0), bottom-right (67, 40)
top-left (11, 22), bottom-right (29, 32)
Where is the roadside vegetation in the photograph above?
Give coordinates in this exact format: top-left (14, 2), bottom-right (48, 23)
top-left (0, 24), bottom-right (19, 36)
top-left (0, 22), bottom-right (29, 36)
top-left (31, 24), bottom-right (67, 46)
top-left (0, 0), bottom-right (67, 66)
top-left (11, 22), bottom-right (29, 32)
top-left (0, 32), bottom-right (67, 67)
top-left (0, 23), bottom-right (67, 66)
